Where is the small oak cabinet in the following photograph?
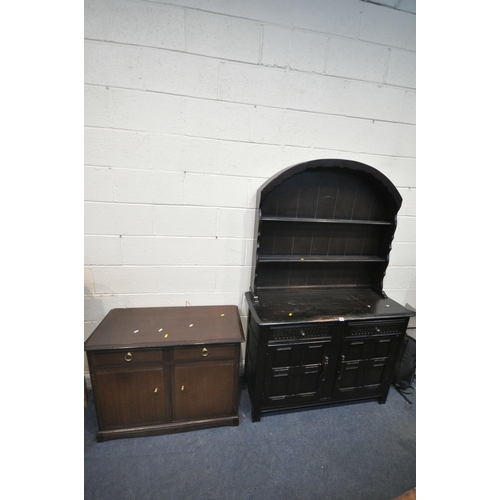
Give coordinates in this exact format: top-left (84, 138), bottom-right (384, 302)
top-left (85, 306), bottom-right (245, 442)
top-left (244, 159), bottom-right (415, 421)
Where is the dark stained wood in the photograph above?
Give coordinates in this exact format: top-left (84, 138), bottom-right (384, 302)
top-left (90, 348), bottom-right (163, 366)
top-left (259, 159), bottom-right (402, 211)
top-left (251, 160), bottom-right (401, 295)
top-left (247, 289), bottom-right (411, 325)
top-left (172, 360), bottom-right (238, 421)
top-left (93, 366), bottom-right (167, 429)
top-left (85, 305), bottom-right (244, 441)
top-left (332, 335), bottom-right (400, 400)
top-left (171, 344), bottom-right (238, 362)
top-left (85, 305), bottom-right (244, 351)
top-left (245, 160), bottom-right (415, 422)
top-left (263, 339), bottom-right (332, 406)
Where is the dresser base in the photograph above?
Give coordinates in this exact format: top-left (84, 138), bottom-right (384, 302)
top-left (96, 415), bottom-right (239, 442)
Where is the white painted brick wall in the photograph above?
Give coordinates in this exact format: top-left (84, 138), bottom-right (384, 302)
top-left (149, 133), bottom-right (219, 173)
top-left (85, 41), bottom-right (143, 89)
top-left (156, 266), bottom-right (217, 293)
top-left (104, 0), bottom-right (185, 50)
top-left (121, 236), bottom-right (187, 265)
top-left (359, 3), bottom-right (416, 50)
top-left (290, 0), bottom-right (360, 37)
top-left (113, 170), bottom-right (185, 204)
top-left (142, 48), bottom-right (219, 98)
top-left (153, 206), bottom-right (217, 236)
top-left (108, 88), bottom-right (186, 134)
top-left (218, 62), bottom-right (288, 108)
top-left (185, 10), bottom-right (261, 63)
top-left (185, 174), bottom-right (250, 208)
top-left (84, 0), bottom-right (416, 356)
top-left (185, 99), bottom-right (254, 142)
top-left (186, 238), bottom-right (248, 266)
top-left (218, 142), bottom-right (283, 178)
top-left (262, 26), bottom-right (291, 68)
top-left (85, 202), bottom-right (153, 235)
top-left (84, 128), bottom-right (149, 168)
top-left (290, 30), bottom-right (329, 73)
top-left (85, 236), bottom-right (122, 265)
top-left (85, 166), bottom-right (114, 201)
top-left (325, 37), bottom-right (390, 83)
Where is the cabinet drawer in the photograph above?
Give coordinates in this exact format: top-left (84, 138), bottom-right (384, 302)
top-left (172, 344), bottom-right (237, 362)
top-left (270, 324), bottom-right (330, 341)
top-left (90, 349), bottom-right (163, 367)
top-left (347, 319), bottom-right (406, 337)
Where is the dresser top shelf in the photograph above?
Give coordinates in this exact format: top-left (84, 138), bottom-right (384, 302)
top-left (246, 288), bottom-right (414, 325)
top-left (84, 305), bottom-right (245, 351)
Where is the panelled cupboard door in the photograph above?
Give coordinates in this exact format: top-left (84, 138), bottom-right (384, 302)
top-left (264, 341), bottom-right (331, 403)
top-left (333, 336), bottom-right (399, 398)
top-left (93, 367), bottom-right (167, 429)
top-left (172, 361), bottom-right (237, 422)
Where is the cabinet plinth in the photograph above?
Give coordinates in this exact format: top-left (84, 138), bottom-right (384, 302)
top-left (245, 160), bottom-right (415, 422)
top-left (85, 306), bottom-right (245, 441)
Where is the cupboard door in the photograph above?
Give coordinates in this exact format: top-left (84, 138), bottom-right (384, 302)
top-left (335, 359), bottom-right (390, 395)
top-left (265, 365), bottom-right (325, 401)
top-left (93, 367), bottom-right (167, 429)
top-left (333, 336), bottom-right (399, 398)
top-left (172, 361), bottom-right (237, 422)
top-left (264, 341), bottom-right (330, 404)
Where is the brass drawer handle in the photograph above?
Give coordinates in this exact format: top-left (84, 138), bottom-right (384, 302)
top-left (181, 385), bottom-right (185, 391)
top-left (124, 352), bottom-right (133, 362)
top-left (202, 348), bottom-right (209, 357)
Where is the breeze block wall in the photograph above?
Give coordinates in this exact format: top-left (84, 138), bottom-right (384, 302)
top-left (84, 0), bottom-right (416, 372)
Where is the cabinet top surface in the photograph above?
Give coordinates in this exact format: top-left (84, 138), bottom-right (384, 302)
top-left (246, 289), bottom-right (414, 325)
top-left (84, 305), bottom-right (245, 351)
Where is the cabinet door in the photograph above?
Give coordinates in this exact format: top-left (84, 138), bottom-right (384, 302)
top-left (93, 367), bottom-right (167, 430)
top-left (172, 361), bottom-right (237, 422)
top-left (264, 341), bottom-right (331, 405)
top-left (333, 336), bottom-right (398, 398)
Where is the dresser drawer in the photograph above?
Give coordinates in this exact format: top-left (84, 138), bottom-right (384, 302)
top-left (90, 349), bottom-right (163, 367)
top-left (270, 324), bottom-right (331, 341)
top-left (347, 319), bottom-right (407, 337)
top-left (172, 344), bottom-right (237, 362)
